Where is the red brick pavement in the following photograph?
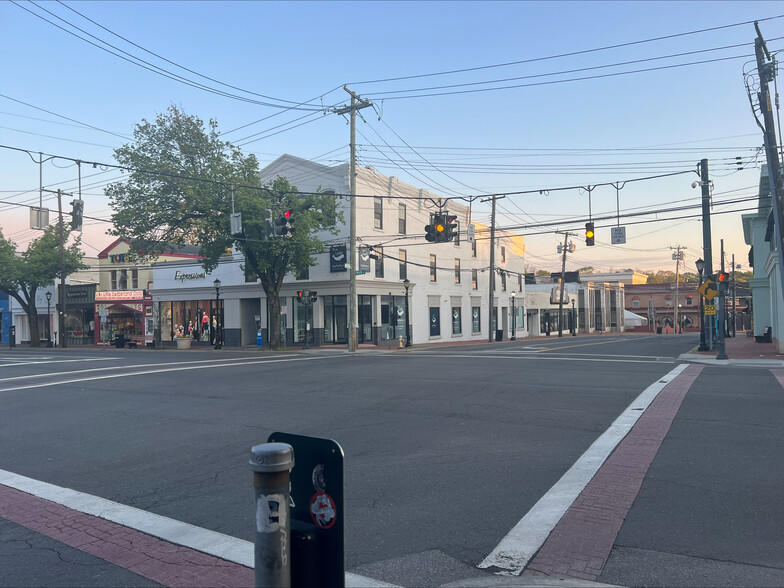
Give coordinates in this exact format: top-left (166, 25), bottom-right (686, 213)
top-left (522, 364), bottom-right (704, 581)
top-left (0, 484), bottom-right (253, 588)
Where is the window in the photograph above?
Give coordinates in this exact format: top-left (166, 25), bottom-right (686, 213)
top-left (374, 197), bottom-right (383, 229)
top-left (472, 238), bottom-right (477, 258)
top-left (501, 246), bottom-right (506, 262)
top-left (398, 204), bottom-right (406, 234)
top-left (501, 271), bottom-right (506, 292)
top-left (632, 299), bottom-right (640, 308)
top-left (472, 269), bottom-right (478, 290)
top-left (686, 296), bottom-right (694, 306)
top-left (518, 274), bottom-right (522, 292)
top-left (131, 269), bottom-right (138, 289)
top-left (375, 246), bottom-right (384, 278)
top-left (110, 270), bottom-right (117, 290)
top-left (429, 306), bottom-right (441, 337)
top-left (430, 254), bottom-right (437, 282)
top-left (471, 307), bottom-right (481, 333)
top-left (295, 266), bottom-right (309, 280)
top-left (399, 250), bottom-right (407, 280)
top-left (665, 296), bottom-right (673, 307)
top-left (455, 259), bottom-right (461, 284)
top-left (452, 307), bottom-right (462, 334)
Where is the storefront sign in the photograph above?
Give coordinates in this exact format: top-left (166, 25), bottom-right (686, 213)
top-left (174, 270), bottom-right (207, 282)
top-left (330, 245), bottom-right (347, 273)
top-left (359, 246), bottom-right (371, 272)
top-left (109, 253), bottom-right (137, 264)
top-left (95, 290), bottom-right (144, 301)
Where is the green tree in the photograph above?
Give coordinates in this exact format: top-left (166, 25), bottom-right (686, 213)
top-left (535, 270), bottom-right (551, 277)
top-left (106, 105), bottom-right (340, 349)
top-left (577, 266), bottom-right (595, 274)
top-left (0, 225), bottom-right (87, 347)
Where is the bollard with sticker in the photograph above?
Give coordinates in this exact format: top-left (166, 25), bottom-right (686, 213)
top-left (250, 443), bottom-right (295, 588)
top-left (268, 432), bottom-right (344, 588)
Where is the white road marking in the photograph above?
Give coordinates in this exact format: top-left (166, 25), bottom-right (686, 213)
top-left (406, 352), bottom-right (676, 364)
top-left (0, 354), bottom-right (346, 392)
top-left (478, 363), bottom-right (690, 576)
top-left (0, 469), bottom-right (397, 587)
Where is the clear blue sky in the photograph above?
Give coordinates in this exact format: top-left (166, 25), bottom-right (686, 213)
top-left (1, 1), bottom-right (781, 273)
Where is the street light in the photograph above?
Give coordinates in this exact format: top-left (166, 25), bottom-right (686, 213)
top-left (510, 292), bottom-right (516, 341)
top-left (213, 278), bottom-right (222, 349)
top-left (695, 258), bottom-right (707, 351)
top-left (45, 291), bottom-right (52, 348)
top-left (571, 298), bottom-right (577, 336)
top-left (403, 278), bottom-right (412, 347)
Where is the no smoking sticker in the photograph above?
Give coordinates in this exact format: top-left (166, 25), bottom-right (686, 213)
top-left (309, 492), bottom-right (337, 529)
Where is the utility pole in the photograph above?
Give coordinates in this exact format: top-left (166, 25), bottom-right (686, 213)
top-left (731, 253), bottom-right (737, 337)
top-left (331, 86), bottom-right (372, 352)
top-left (556, 232), bottom-right (575, 337)
top-left (57, 189), bottom-right (67, 348)
top-left (698, 159), bottom-right (714, 349)
top-left (488, 196), bottom-right (497, 343)
top-left (670, 246), bottom-right (685, 333)
top-left (753, 23), bottom-right (784, 307)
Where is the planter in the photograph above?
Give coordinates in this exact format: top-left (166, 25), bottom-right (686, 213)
top-left (176, 338), bottom-right (192, 350)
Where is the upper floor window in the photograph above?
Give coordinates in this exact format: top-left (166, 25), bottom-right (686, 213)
top-left (501, 246), bottom-right (506, 263)
top-left (374, 197), bottom-right (383, 230)
top-left (430, 254), bottom-right (437, 282)
top-left (455, 259), bottom-right (461, 284)
top-left (472, 269), bottom-right (478, 290)
top-left (399, 250), bottom-right (407, 280)
top-left (398, 204), bottom-right (406, 234)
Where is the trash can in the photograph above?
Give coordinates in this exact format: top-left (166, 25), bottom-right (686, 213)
top-left (114, 334), bottom-right (125, 348)
top-left (495, 329), bottom-right (503, 342)
top-left (656, 327), bottom-right (662, 334)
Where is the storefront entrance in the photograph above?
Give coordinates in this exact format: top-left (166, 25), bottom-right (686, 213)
top-left (324, 295), bottom-right (347, 344)
top-left (358, 295), bottom-right (372, 343)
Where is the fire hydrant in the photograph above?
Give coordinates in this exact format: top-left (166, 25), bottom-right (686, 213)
top-left (398, 336), bottom-right (404, 349)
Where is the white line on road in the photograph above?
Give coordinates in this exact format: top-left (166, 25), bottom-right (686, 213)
top-left (0, 354), bottom-right (346, 392)
top-left (0, 469), bottom-right (398, 587)
top-left (478, 363), bottom-right (690, 576)
top-left (407, 352), bottom-right (676, 364)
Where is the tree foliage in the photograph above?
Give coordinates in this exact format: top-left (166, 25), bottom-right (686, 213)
top-left (0, 225), bottom-right (87, 346)
top-left (106, 105), bottom-right (340, 348)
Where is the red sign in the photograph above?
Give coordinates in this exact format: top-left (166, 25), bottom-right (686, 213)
top-left (309, 492), bottom-right (336, 529)
top-left (95, 290), bottom-right (144, 301)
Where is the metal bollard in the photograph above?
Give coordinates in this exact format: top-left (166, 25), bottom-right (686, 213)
top-left (250, 443), bottom-right (295, 588)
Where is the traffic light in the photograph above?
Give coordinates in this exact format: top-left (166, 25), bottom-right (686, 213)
top-left (445, 214), bottom-right (458, 242)
top-left (716, 271), bottom-right (729, 292)
top-left (70, 199), bottom-right (84, 231)
top-left (274, 210), bottom-right (293, 238)
top-left (585, 221), bottom-right (595, 246)
top-left (309, 291), bottom-right (317, 303)
top-left (296, 290), bottom-right (305, 303)
top-left (425, 213), bottom-right (448, 243)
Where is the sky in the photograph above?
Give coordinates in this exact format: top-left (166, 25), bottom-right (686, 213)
top-left (1, 1), bottom-right (781, 275)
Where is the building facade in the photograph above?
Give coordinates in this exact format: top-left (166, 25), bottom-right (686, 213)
top-left (150, 154), bottom-right (528, 348)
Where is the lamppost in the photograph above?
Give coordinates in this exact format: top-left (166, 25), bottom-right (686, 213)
top-left (45, 291), bottom-right (52, 348)
top-left (696, 258), bottom-right (707, 351)
top-left (403, 278), bottom-right (412, 347)
top-left (213, 278), bottom-right (222, 350)
top-left (510, 292), bottom-right (516, 341)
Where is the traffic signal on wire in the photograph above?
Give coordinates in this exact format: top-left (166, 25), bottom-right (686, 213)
top-left (585, 221), bottom-right (595, 246)
top-left (425, 213), bottom-right (448, 243)
top-left (274, 210), bottom-right (293, 238)
top-left (70, 199), bottom-right (84, 231)
top-left (445, 214), bottom-right (458, 242)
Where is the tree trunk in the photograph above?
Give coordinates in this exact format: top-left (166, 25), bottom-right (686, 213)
top-left (28, 306), bottom-right (41, 348)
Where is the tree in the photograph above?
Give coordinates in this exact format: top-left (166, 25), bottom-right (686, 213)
top-left (0, 225), bottom-right (87, 347)
top-left (535, 270), bottom-right (551, 277)
top-left (106, 105), bottom-right (340, 349)
top-left (577, 266), bottom-right (595, 274)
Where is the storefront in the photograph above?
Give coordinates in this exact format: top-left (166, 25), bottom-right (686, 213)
top-left (64, 284), bottom-right (96, 346)
top-left (161, 298), bottom-right (223, 344)
top-left (94, 290), bottom-right (152, 345)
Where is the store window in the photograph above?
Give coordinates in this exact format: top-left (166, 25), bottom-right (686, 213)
top-left (398, 204), bottom-right (406, 234)
top-left (471, 307), bottom-right (481, 333)
top-left (429, 306), bottom-right (441, 337)
top-left (374, 197), bottom-right (383, 229)
top-left (455, 259), bottom-right (461, 284)
top-left (399, 250), bottom-right (407, 280)
top-left (633, 299), bottom-right (640, 307)
top-left (430, 254), bottom-right (437, 282)
top-left (472, 269), bottom-right (478, 290)
top-left (452, 307), bottom-right (462, 334)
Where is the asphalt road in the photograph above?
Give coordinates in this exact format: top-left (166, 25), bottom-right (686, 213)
top-left (1, 334), bottom-right (782, 587)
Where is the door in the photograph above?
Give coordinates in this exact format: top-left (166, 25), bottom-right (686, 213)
top-left (334, 305), bottom-right (347, 344)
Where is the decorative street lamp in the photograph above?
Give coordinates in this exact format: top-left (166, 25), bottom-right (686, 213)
top-left (571, 298), bottom-right (577, 336)
top-left (695, 258), bottom-right (707, 351)
top-left (45, 291), bottom-right (52, 348)
top-left (403, 278), bottom-right (412, 347)
top-left (213, 278), bottom-right (222, 350)
top-left (510, 292), bottom-right (516, 341)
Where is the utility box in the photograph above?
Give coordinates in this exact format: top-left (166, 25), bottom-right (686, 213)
top-left (267, 432), bottom-right (344, 588)
top-left (9, 325), bottom-right (15, 348)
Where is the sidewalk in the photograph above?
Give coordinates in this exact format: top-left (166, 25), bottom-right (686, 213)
top-left (679, 332), bottom-right (784, 366)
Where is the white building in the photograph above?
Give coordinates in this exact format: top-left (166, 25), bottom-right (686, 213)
top-left (150, 154), bottom-right (527, 347)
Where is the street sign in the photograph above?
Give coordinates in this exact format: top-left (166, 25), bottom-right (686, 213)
top-left (705, 304), bottom-right (717, 315)
top-left (355, 269), bottom-right (367, 275)
top-left (610, 226), bottom-right (626, 244)
top-left (698, 280), bottom-right (718, 301)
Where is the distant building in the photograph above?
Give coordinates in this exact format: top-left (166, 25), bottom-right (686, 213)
top-left (579, 269), bottom-right (648, 285)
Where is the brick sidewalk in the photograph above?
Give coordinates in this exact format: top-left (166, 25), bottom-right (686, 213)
top-left (0, 484), bottom-right (253, 588)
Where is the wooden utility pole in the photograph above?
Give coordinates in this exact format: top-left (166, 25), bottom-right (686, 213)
top-left (331, 87), bottom-right (372, 352)
top-left (671, 245), bottom-right (685, 333)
